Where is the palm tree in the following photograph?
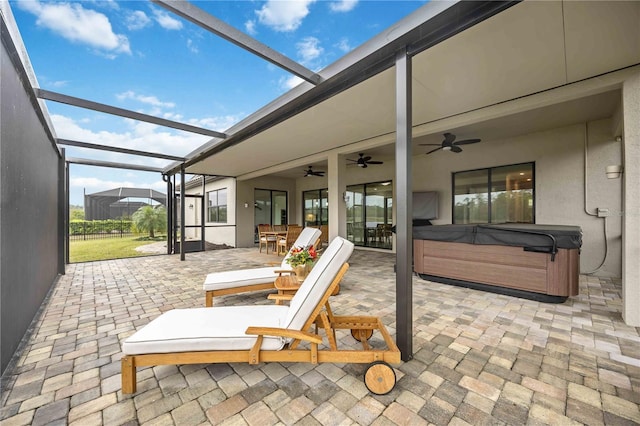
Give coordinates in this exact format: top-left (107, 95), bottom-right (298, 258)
top-left (132, 205), bottom-right (166, 238)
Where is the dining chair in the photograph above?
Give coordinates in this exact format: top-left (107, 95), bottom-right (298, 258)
top-left (278, 225), bottom-right (302, 255)
top-left (258, 224), bottom-right (276, 253)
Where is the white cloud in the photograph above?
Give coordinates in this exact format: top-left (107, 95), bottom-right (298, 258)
top-left (153, 9), bottom-right (183, 30)
top-left (17, 0), bottom-right (131, 55)
top-left (51, 110), bottom-right (242, 159)
top-left (245, 20), bottom-right (257, 36)
top-left (329, 0), bottom-right (358, 13)
top-left (280, 75), bottom-right (304, 91)
top-left (296, 37), bottom-right (323, 65)
top-left (255, 0), bottom-right (315, 32)
top-left (116, 91), bottom-right (176, 109)
top-left (51, 113), bottom-right (204, 158)
top-left (126, 10), bottom-right (151, 31)
top-left (187, 39), bottom-right (199, 54)
top-left (70, 176), bottom-right (137, 190)
top-left (335, 37), bottom-right (352, 53)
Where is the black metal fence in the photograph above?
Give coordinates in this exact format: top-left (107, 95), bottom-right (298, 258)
top-left (69, 220), bottom-right (135, 241)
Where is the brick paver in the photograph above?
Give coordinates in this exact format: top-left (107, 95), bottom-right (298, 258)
top-left (1, 248), bottom-right (639, 425)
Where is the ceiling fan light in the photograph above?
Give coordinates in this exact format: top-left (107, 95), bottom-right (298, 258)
top-left (442, 146), bottom-right (452, 151)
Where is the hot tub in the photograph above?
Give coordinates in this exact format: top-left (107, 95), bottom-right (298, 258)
top-left (413, 224), bottom-right (582, 302)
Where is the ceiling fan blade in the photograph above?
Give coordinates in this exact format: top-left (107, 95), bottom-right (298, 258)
top-left (453, 138), bottom-right (481, 146)
top-left (451, 145), bottom-right (463, 153)
top-left (443, 132), bottom-right (456, 144)
top-left (425, 147), bottom-right (442, 155)
top-left (361, 163), bottom-right (368, 168)
top-left (367, 161), bottom-right (383, 165)
top-left (361, 155), bottom-right (372, 162)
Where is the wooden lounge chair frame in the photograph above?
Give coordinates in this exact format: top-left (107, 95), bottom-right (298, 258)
top-left (122, 263), bottom-right (401, 395)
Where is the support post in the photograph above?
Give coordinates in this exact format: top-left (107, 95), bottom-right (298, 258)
top-left (328, 152), bottom-right (347, 241)
top-left (59, 149), bottom-right (67, 273)
top-left (165, 175), bottom-right (173, 255)
top-left (395, 48), bottom-right (413, 361)
top-left (622, 72), bottom-right (640, 326)
top-left (201, 175), bottom-right (206, 251)
top-left (180, 164), bottom-right (186, 261)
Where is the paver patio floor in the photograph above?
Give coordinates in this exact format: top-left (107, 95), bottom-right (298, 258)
top-left (1, 248), bottom-right (639, 425)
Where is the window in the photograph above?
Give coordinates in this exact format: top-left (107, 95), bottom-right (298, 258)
top-left (453, 163), bottom-right (534, 224)
top-left (207, 188), bottom-right (227, 223)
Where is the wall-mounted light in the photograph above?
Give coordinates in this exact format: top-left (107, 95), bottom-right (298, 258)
top-left (343, 192), bottom-right (350, 203)
top-left (606, 165), bottom-right (623, 179)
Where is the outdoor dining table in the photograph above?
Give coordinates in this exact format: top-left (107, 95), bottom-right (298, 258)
top-left (262, 230), bottom-right (287, 254)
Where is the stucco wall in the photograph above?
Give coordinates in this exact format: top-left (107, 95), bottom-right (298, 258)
top-left (202, 119), bottom-right (623, 276)
top-left (412, 120), bottom-right (622, 277)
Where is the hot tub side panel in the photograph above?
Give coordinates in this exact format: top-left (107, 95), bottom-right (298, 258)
top-left (413, 239), bottom-right (579, 297)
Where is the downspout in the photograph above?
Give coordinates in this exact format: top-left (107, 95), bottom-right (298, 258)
top-left (583, 122), bottom-right (608, 274)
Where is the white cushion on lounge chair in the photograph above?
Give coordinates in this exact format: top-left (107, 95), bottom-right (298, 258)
top-left (123, 305), bottom-right (289, 355)
top-left (203, 267), bottom-right (281, 291)
top-left (284, 237), bottom-right (354, 330)
top-left (203, 227), bottom-right (321, 292)
top-left (123, 237), bottom-right (353, 356)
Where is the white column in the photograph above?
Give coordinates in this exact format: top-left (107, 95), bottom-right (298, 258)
top-left (327, 152), bottom-right (346, 241)
top-left (622, 72), bottom-right (640, 326)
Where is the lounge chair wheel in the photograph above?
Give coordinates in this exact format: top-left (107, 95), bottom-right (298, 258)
top-left (350, 328), bottom-right (373, 342)
top-left (364, 361), bottom-right (396, 395)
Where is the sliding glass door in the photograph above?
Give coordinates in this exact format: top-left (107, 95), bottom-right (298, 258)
top-left (346, 181), bottom-right (393, 249)
top-left (303, 189), bottom-right (328, 227)
top-left (254, 189), bottom-right (288, 241)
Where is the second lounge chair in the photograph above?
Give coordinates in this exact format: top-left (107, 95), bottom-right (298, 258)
top-left (203, 227), bottom-right (321, 306)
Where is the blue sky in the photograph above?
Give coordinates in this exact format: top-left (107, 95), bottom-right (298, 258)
top-left (10, 0), bottom-right (425, 206)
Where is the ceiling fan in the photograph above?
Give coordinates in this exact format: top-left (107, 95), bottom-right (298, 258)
top-left (303, 166), bottom-right (325, 177)
top-left (421, 132), bottom-right (481, 155)
top-left (347, 153), bottom-right (384, 168)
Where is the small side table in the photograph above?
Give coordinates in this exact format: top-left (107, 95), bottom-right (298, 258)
top-left (268, 274), bottom-right (301, 305)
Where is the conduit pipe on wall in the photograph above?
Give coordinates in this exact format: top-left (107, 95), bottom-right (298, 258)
top-left (583, 122), bottom-right (609, 274)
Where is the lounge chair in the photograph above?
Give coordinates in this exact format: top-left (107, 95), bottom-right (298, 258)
top-left (203, 227), bottom-right (321, 306)
top-left (121, 237), bottom-right (400, 395)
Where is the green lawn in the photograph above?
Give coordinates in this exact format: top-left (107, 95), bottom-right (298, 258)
top-left (69, 235), bottom-right (166, 263)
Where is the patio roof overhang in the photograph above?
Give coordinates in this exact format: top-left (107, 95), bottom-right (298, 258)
top-left (174, 0), bottom-right (635, 180)
top-left (166, 0), bottom-right (521, 177)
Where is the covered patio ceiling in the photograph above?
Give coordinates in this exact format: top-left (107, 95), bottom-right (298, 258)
top-left (177, 1), bottom-right (635, 180)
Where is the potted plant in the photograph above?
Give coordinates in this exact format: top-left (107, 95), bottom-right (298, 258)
top-left (286, 245), bottom-right (318, 282)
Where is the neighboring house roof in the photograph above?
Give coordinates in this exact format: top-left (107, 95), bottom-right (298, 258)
top-left (86, 187), bottom-right (166, 202)
top-left (84, 188), bottom-right (166, 220)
